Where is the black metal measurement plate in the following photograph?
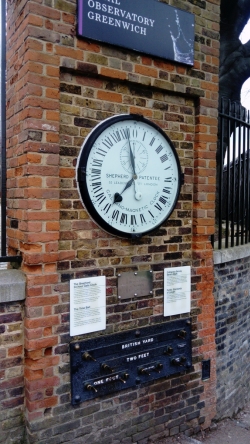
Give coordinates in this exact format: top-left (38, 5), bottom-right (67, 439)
top-left (70, 318), bottom-right (192, 405)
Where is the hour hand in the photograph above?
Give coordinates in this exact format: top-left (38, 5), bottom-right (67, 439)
top-left (114, 193), bottom-right (123, 204)
top-left (121, 177), bottom-right (134, 194)
top-left (113, 177), bottom-right (134, 203)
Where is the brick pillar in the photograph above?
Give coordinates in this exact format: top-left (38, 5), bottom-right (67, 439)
top-left (6, 0), bottom-right (62, 422)
top-left (5, 0), bottom-right (220, 441)
top-left (192, 36), bottom-right (220, 425)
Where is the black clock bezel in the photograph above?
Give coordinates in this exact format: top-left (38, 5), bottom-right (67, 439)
top-left (76, 114), bottom-right (182, 238)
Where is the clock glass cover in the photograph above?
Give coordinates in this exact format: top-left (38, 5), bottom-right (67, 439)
top-left (76, 114), bottom-right (181, 238)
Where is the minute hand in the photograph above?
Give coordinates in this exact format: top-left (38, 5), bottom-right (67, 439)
top-left (128, 137), bottom-right (143, 200)
top-left (128, 137), bottom-right (136, 176)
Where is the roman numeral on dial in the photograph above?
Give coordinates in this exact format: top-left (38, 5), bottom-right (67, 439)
top-left (92, 159), bottom-right (103, 168)
top-left (132, 129), bottom-right (137, 138)
top-left (92, 181), bottom-right (102, 192)
top-left (96, 148), bottom-right (107, 157)
top-left (159, 196), bottom-right (167, 205)
top-left (120, 213), bottom-right (127, 224)
top-left (160, 154), bottom-right (168, 163)
top-left (103, 203), bottom-right (111, 214)
top-left (112, 210), bottom-right (119, 221)
top-left (163, 187), bottom-right (171, 194)
top-left (111, 131), bottom-right (121, 144)
top-left (140, 214), bottom-right (146, 223)
top-left (155, 144), bottom-right (163, 154)
top-left (102, 137), bottom-right (113, 149)
top-left (154, 203), bottom-right (162, 211)
top-left (95, 192), bottom-right (106, 205)
top-left (131, 215), bottom-right (137, 225)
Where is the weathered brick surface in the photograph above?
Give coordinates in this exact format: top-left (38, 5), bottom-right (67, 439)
top-left (0, 301), bottom-right (25, 443)
top-left (214, 256), bottom-right (250, 418)
top-left (5, 0), bottom-right (219, 442)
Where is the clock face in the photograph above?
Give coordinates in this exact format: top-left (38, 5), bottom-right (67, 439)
top-left (76, 114), bottom-right (181, 238)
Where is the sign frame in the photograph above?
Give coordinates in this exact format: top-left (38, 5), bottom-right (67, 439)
top-left (70, 276), bottom-right (106, 336)
top-left (164, 266), bottom-right (191, 316)
top-left (77, 0), bottom-right (195, 66)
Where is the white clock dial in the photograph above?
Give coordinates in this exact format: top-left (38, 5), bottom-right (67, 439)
top-left (77, 114), bottom-right (181, 238)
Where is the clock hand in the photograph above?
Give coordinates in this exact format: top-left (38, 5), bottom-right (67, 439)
top-left (128, 135), bottom-right (136, 177)
top-left (121, 177), bottom-right (134, 194)
top-left (114, 134), bottom-right (141, 204)
top-left (113, 177), bottom-right (134, 203)
top-left (131, 141), bottom-right (142, 200)
top-left (134, 181), bottom-right (142, 201)
top-left (114, 177), bottom-right (142, 203)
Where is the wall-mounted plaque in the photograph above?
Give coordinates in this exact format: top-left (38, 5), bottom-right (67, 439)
top-left (70, 276), bottom-right (106, 336)
top-left (117, 271), bottom-right (153, 299)
top-left (164, 266), bottom-right (191, 316)
top-left (70, 318), bottom-right (192, 404)
top-left (77, 0), bottom-right (194, 66)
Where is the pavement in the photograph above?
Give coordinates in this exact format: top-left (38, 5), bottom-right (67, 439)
top-left (161, 403), bottom-right (250, 444)
top-left (0, 203), bottom-right (7, 269)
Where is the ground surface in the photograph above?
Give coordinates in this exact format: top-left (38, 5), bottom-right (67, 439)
top-left (0, 204), bottom-right (7, 269)
top-left (160, 403), bottom-right (250, 444)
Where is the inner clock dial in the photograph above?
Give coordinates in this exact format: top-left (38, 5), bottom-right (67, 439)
top-left (120, 140), bottom-right (148, 175)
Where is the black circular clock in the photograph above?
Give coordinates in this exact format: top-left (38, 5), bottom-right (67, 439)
top-left (76, 114), bottom-right (181, 238)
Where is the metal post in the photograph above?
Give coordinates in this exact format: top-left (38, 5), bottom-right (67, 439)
top-left (1, 0), bottom-right (7, 257)
top-left (0, 1), bottom-right (21, 263)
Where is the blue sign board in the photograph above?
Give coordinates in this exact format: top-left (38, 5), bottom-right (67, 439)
top-left (77, 0), bottom-right (195, 66)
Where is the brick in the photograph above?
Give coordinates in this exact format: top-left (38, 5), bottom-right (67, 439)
top-left (135, 65), bottom-right (158, 78)
top-left (26, 396), bottom-right (58, 412)
top-left (97, 90), bottom-right (122, 103)
top-left (0, 357), bottom-right (23, 371)
top-left (8, 346), bottom-right (23, 357)
top-left (100, 67), bottom-right (127, 80)
top-left (25, 316), bottom-right (59, 329)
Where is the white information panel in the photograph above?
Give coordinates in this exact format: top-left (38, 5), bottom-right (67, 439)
top-left (164, 266), bottom-right (191, 316)
top-left (70, 276), bottom-right (106, 336)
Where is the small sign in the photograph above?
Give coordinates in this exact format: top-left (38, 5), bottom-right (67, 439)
top-left (164, 266), bottom-right (191, 316)
top-left (202, 359), bottom-right (211, 380)
top-left (117, 271), bottom-right (153, 299)
top-left (77, 0), bottom-right (194, 65)
top-left (70, 276), bottom-right (106, 336)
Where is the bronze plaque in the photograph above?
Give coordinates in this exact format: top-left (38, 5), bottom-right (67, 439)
top-left (117, 271), bottom-right (153, 300)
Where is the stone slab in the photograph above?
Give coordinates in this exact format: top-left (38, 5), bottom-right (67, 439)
top-left (213, 243), bottom-right (250, 265)
top-left (0, 270), bottom-right (26, 302)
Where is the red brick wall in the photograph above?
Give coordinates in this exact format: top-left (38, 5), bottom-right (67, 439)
top-left (5, 0), bottom-right (219, 442)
